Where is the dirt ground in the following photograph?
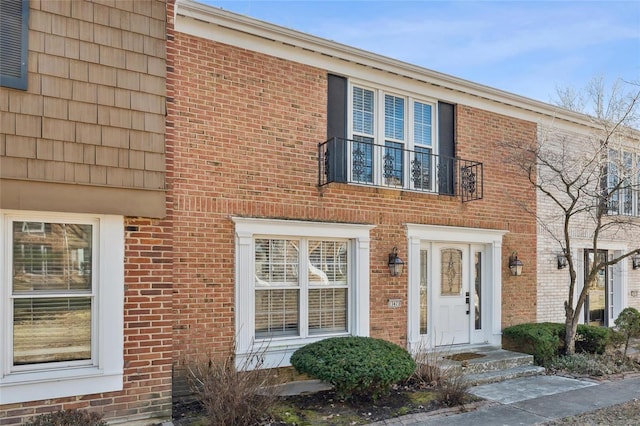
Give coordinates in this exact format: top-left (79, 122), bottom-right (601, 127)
top-left (169, 381), bottom-right (479, 426)
top-left (543, 399), bottom-right (640, 425)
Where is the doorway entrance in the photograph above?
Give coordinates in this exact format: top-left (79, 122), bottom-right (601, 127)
top-left (406, 224), bottom-right (506, 351)
top-left (584, 250), bottom-right (609, 326)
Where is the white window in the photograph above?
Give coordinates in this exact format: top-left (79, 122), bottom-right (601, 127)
top-left (349, 83), bottom-right (437, 190)
top-left (233, 217), bottom-right (373, 368)
top-left (607, 149), bottom-right (640, 217)
top-left (0, 211), bottom-right (124, 404)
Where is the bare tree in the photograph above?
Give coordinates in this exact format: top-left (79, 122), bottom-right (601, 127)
top-left (515, 77), bottom-right (640, 354)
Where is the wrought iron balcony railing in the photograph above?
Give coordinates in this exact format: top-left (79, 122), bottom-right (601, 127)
top-left (318, 137), bottom-right (483, 202)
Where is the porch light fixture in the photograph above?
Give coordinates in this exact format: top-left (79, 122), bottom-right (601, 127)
top-left (633, 251), bottom-right (640, 270)
top-left (509, 252), bottom-right (523, 276)
top-left (388, 247), bottom-right (404, 277)
top-left (557, 252), bottom-right (568, 269)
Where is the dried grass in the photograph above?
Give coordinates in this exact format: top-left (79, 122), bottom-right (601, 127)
top-left (186, 344), bottom-right (279, 426)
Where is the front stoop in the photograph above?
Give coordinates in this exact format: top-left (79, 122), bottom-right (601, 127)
top-left (435, 347), bottom-right (545, 386)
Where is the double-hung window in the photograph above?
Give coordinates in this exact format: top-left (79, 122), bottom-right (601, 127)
top-left (349, 84), bottom-right (437, 191)
top-left (233, 217), bottom-right (373, 368)
top-left (254, 238), bottom-right (349, 338)
top-left (607, 148), bottom-right (640, 217)
top-left (0, 211), bottom-right (124, 404)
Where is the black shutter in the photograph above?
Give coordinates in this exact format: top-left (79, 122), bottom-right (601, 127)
top-left (438, 102), bottom-right (456, 195)
top-left (326, 74), bottom-right (348, 183)
top-left (0, 0), bottom-right (29, 90)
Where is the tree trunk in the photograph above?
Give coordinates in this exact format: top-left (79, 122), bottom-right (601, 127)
top-left (565, 314), bottom-right (579, 355)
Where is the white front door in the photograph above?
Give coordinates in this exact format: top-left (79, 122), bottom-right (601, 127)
top-left (434, 244), bottom-right (470, 345)
top-left (406, 224), bottom-right (506, 352)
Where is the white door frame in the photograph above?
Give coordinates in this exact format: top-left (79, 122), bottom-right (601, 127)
top-left (573, 244), bottom-right (629, 327)
top-left (406, 224), bottom-right (507, 351)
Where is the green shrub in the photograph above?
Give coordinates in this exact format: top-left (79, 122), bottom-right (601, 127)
top-left (504, 322), bottom-right (612, 366)
top-left (614, 307), bottom-right (640, 357)
top-left (503, 322), bottom-right (563, 365)
top-left (290, 336), bottom-right (416, 400)
top-left (24, 409), bottom-right (107, 426)
top-left (576, 324), bottom-right (610, 354)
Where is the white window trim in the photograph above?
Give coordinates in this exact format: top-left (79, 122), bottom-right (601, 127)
top-left (233, 217), bottom-right (374, 369)
top-left (0, 210), bottom-right (124, 404)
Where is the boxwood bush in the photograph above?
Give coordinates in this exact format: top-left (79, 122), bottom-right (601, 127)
top-left (503, 322), bottom-right (611, 366)
top-left (290, 336), bottom-right (416, 400)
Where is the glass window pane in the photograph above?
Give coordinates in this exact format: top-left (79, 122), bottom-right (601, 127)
top-left (308, 241), bottom-right (347, 285)
top-left (352, 136), bottom-right (374, 183)
top-left (12, 223), bottom-right (93, 293)
top-left (385, 94), bottom-right (404, 140)
top-left (384, 141), bottom-right (403, 186)
top-left (353, 87), bottom-right (374, 135)
top-left (474, 252), bottom-right (482, 330)
top-left (13, 297), bottom-right (91, 365)
top-left (414, 101), bottom-right (432, 147)
top-left (255, 239), bottom-right (299, 287)
top-left (412, 146), bottom-right (432, 190)
top-left (420, 249), bottom-right (428, 335)
top-left (255, 289), bottom-right (299, 338)
top-left (308, 288), bottom-right (347, 334)
top-left (622, 151), bottom-right (633, 215)
top-left (441, 249), bottom-right (462, 296)
top-left (608, 149), bottom-right (620, 214)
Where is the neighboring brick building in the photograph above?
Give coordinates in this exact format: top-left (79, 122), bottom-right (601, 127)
top-left (0, 0), bottom-right (170, 424)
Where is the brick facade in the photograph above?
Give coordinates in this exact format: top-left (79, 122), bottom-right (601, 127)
top-left (166, 24), bottom-right (538, 392)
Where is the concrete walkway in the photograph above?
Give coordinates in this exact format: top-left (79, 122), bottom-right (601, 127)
top-left (372, 374), bottom-right (640, 425)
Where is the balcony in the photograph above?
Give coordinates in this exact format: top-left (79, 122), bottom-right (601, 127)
top-left (318, 137), bottom-right (483, 202)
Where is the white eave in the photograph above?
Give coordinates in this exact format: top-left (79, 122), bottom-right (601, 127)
top-left (175, 0), bottom-right (630, 134)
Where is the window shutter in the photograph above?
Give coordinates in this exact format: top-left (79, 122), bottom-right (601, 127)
top-left (438, 102), bottom-right (456, 195)
top-left (0, 0), bottom-right (29, 90)
top-left (326, 74), bottom-right (348, 182)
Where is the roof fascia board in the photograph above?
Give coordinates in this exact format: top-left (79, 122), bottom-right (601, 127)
top-left (176, 0), bottom-right (636, 137)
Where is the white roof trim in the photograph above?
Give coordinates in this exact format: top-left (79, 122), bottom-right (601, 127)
top-left (175, 0), bottom-right (637, 136)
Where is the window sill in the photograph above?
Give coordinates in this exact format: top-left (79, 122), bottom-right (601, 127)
top-left (0, 366), bottom-right (123, 404)
top-left (237, 333), bottom-right (351, 369)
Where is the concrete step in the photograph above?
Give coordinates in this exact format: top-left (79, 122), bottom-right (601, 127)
top-left (463, 365), bottom-right (546, 386)
top-left (439, 349), bottom-right (536, 375)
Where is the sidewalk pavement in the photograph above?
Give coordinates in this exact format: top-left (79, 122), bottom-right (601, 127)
top-left (371, 374), bottom-right (640, 426)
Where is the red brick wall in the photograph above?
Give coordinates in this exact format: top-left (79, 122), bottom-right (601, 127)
top-left (0, 219), bottom-right (172, 425)
top-left (166, 28), bottom-right (537, 381)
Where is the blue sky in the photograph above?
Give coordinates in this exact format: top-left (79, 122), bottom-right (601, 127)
top-left (202, 1), bottom-right (640, 104)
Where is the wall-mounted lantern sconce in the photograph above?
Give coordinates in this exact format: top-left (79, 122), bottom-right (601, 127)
top-left (388, 247), bottom-right (404, 277)
top-left (557, 252), bottom-right (568, 269)
top-left (633, 251), bottom-right (640, 270)
top-left (509, 252), bottom-right (523, 276)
